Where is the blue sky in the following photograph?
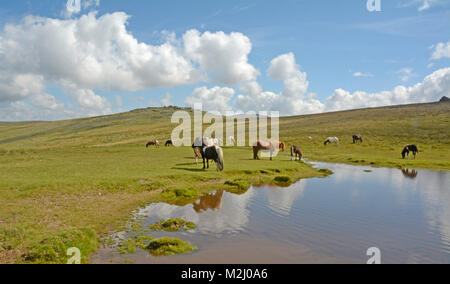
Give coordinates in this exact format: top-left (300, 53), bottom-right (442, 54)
top-left (0, 0), bottom-right (449, 120)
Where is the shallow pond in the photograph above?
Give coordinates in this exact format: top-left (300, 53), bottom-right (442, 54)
top-left (92, 162), bottom-right (450, 264)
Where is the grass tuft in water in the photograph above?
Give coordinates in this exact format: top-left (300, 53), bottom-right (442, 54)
top-left (274, 176), bottom-right (293, 184)
top-left (318, 169), bottom-right (334, 176)
top-left (147, 237), bottom-right (197, 257)
top-left (149, 219), bottom-right (196, 232)
top-left (225, 179), bottom-right (250, 192)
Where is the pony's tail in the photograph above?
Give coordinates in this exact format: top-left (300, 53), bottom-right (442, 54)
top-left (216, 147), bottom-right (224, 171)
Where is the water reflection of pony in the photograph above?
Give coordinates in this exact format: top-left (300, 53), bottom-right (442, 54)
top-left (401, 168), bottom-right (418, 179)
top-left (324, 137), bottom-right (339, 146)
top-left (193, 190), bottom-right (224, 212)
top-left (402, 145), bottom-right (419, 159)
top-left (201, 146), bottom-right (224, 171)
top-left (146, 140), bottom-right (160, 148)
top-left (353, 134), bottom-right (363, 144)
top-left (290, 146), bottom-right (303, 161)
top-left (253, 141), bottom-right (277, 160)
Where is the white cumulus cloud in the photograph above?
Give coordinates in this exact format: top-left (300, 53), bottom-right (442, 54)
top-left (0, 11), bottom-right (263, 120)
top-left (431, 41), bottom-right (450, 60)
top-left (325, 68), bottom-right (450, 111)
top-left (235, 53), bottom-right (323, 115)
top-left (183, 30), bottom-right (259, 85)
top-left (185, 86), bottom-right (235, 113)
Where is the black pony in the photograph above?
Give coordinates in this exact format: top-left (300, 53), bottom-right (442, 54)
top-left (192, 143), bottom-right (224, 171)
top-left (165, 140), bottom-right (173, 147)
top-left (353, 134), bottom-right (363, 144)
top-left (402, 145), bottom-right (419, 159)
top-left (201, 146), bottom-right (224, 171)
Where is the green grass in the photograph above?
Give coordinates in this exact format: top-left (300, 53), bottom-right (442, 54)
top-left (150, 219), bottom-right (197, 232)
top-left (147, 237), bottom-right (197, 257)
top-left (0, 102), bottom-right (449, 263)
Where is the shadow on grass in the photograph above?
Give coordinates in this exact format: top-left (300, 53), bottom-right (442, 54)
top-left (171, 167), bottom-right (205, 172)
top-left (175, 162), bottom-right (198, 166)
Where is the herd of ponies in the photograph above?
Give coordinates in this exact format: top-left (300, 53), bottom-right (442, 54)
top-left (146, 135), bottom-right (419, 172)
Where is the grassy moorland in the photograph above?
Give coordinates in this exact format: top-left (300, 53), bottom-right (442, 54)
top-left (0, 101), bottom-right (449, 263)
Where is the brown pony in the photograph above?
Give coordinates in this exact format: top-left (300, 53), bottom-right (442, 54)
top-left (193, 145), bottom-right (202, 165)
top-left (253, 141), bottom-right (277, 160)
top-left (279, 142), bottom-right (286, 152)
top-left (290, 145), bottom-right (303, 161)
top-left (146, 140), bottom-right (160, 148)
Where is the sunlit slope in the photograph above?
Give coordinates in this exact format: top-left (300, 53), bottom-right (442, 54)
top-left (0, 107), bottom-right (186, 149)
top-left (280, 101), bottom-right (450, 144)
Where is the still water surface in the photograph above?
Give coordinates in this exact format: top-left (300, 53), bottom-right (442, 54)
top-left (93, 162), bottom-right (450, 264)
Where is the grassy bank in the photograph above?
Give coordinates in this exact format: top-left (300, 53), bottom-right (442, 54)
top-left (0, 101), bottom-right (449, 263)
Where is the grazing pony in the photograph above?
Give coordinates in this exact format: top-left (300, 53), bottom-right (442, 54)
top-left (279, 142), bottom-right (286, 152)
top-left (291, 145), bottom-right (303, 161)
top-left (324, 137), bottom-right (339, 146)
top-left (402, 145), bottom-right (419, 159)
top-left (201, 146), bottom-right (224, 172)
top-left (165, 140), bottom-right (173, 147)
top-left (353, 134), bottom-right (363, 144)
top-left (253, 141), bottom-right (277, 160)
top-left (146, 140), bottom-right (160, 148)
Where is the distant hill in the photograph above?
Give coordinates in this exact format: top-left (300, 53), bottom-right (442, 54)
top-left (0, 101), bottom-right (449, 150)
top-left (440, 96), bottom-right (450, 102)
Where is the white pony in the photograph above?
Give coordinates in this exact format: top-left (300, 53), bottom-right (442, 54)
top-left (212, 138), bottom-right (223, 146)
top-left (228, 136), bottom-right (236, 146)
top-left (194, 137), bottom-right (215, 147)
top-left (324, 137), bottom-right (339, 146)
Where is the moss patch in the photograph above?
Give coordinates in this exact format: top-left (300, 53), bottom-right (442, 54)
top-left (150, 219), bottom-right (196, 232)
top-left (318, 168), bottom-right (334, 176)
top-left (147, 237), bottom-right (197, 257)
top-left (225, 179), bottom-right (250, 191)
top-left (274, 176), bottom-right (292, 184)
